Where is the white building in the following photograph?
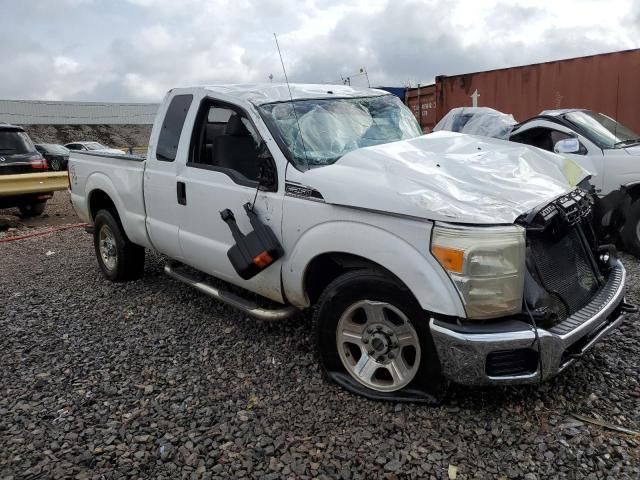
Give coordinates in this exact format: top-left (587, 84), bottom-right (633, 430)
top-left (0, 99), bottom-right (159, 125)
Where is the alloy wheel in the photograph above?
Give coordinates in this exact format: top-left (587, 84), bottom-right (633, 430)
top-left (336, 300), bottom-right (421, 392)
top-left (99, 224), bottom-right (117, 271)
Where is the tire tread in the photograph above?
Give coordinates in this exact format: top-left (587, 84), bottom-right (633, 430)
top-left (93, 209), bottom-right (145, 282)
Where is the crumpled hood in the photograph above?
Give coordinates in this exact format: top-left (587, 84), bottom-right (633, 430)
top-left (294, 131), bottom-right (589, 224)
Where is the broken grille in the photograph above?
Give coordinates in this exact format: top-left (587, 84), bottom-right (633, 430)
top-left (528, 226), bottom-right (599, 321)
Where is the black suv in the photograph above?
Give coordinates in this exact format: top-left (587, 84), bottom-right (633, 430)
top-left (0, 123), bottom-right (51, 217)
top-left (35, 143), bottom-right (70, 171)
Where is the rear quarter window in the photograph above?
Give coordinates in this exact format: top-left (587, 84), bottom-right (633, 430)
top-left (0, 130), bottom-right (36, 154)
top-left (156, 94), bottom-right (193, 162)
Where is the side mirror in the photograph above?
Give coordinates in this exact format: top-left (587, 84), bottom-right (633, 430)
top-left (554, 137), bottom-right (580, 154)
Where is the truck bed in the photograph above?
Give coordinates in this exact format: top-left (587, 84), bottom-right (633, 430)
top-left (68, 151), bottom-right (152, 249)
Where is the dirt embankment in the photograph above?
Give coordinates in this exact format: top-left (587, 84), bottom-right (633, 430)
top-left (21, 124), bottom-right (152, 150)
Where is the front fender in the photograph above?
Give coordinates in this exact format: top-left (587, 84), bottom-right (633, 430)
top-left (282, 220), bottom-right (465, 317)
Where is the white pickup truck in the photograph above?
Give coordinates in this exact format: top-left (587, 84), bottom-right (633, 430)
top-left (69, 84), bottom-right (632, 403)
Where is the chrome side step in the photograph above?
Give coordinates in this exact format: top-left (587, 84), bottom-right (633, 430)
top-left (164, 262), bottom-right (298, 321)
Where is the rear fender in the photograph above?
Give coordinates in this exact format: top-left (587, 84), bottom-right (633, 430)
top-left (84, 172), bottom-right (149, 247)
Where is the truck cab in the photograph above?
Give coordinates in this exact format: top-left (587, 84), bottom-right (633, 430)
top-left (69, 85), bottom-right (632, 403)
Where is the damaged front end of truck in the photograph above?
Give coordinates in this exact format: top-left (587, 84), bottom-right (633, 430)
top-left (431, 187), bottom-right (635, 386)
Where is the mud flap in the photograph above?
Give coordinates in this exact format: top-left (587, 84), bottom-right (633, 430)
top-left (220, 203), bottom-right (284, 280)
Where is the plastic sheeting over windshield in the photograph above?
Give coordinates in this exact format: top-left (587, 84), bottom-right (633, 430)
top-left (259, 95), bottom-right (422, 167)
top-left (434, 107), bottom-right (517, 140)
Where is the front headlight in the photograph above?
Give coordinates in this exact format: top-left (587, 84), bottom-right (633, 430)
top-left (430, 223), bottom-right (526, 319)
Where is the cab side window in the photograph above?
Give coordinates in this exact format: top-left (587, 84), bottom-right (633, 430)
top-left (157, 94), bottom-right (193, 162)
top-left (189, 101), bottom-right (263, 185)
top-left (511, 127), bottom-right (587, 155)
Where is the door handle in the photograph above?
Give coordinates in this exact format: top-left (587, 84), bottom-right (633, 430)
top-left (177, 181), bottom-right (187, 205)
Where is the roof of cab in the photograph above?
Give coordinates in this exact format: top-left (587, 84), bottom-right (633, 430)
top-left (175, 83), bottom-right (391, 106)
top-left (539, 108), bottom-right (588, 116)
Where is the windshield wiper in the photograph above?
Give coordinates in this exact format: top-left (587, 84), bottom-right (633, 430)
top-left (614, 138), bottom-right (640, 147)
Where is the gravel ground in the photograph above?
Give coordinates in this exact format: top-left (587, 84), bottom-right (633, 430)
top-left (0, 229), bottom-right (639, 479)
top-left (0, 191), bottom-right (80, 238)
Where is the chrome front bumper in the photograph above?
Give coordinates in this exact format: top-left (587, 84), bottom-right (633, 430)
top-left (430, 261), bottom-right (628, 386)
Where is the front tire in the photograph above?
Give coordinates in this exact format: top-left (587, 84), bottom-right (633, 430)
top-left (18, 202), bottom-right (46, 218)
top-left (93, 209), bottom-right (145, 282)
top-left (313, 269), bottom-right (447, 403)
top-left (621, 199), bottom-right (640, 257)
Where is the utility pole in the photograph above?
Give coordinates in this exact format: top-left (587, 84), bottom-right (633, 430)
top-left (360, 67), bottom-right (370, 88)
top-left (417, 83), bottom-right (422, 129)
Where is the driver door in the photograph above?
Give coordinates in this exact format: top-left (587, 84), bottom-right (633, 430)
top-left (177, 98), bottom-right (285, 303)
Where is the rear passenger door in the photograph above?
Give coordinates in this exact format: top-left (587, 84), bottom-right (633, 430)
top-left (177, 97), bottom-right (285, 303)
top-left (144, 93), bottom-right (194, 260)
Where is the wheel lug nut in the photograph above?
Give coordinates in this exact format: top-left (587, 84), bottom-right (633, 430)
top-left (362, 338), bottom-right (369, 344)
top-left (388, 352), bottom-right (395, 359)
top-left (367, 328), bottom-right (374, 334)
top-left (379, 355), bottom-right (386, 362)
top-left (376, 326), bottom-right (382, 331)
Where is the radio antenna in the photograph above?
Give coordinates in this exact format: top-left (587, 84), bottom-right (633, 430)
top-left (273, 33), bottom-right (309, 168)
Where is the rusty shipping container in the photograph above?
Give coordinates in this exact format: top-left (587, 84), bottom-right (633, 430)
top-left (407, 48), bottom-right (640, 134)
top-left (405, 84), bottom-right (437, 132)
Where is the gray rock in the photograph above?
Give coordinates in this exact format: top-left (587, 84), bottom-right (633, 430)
top-left (1, 220), bottom-right (640, 480)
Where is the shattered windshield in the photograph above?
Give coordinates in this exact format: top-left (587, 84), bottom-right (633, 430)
top-left (565, 111), bottom-right (640, 149)
top-left (258, 95), bottom-right (422, 167)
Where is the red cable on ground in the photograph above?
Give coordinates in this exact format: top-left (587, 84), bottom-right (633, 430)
top-left (0, 222), bottom-right (88, 243)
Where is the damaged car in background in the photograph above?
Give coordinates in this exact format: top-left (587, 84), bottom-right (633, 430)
top-left (68, 84), bottom-right (634, 403)
top-left (435, 107), bottom-right (640, 257)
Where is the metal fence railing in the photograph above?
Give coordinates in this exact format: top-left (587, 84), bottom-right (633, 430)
top-left (0, 171), bottom-right (68, 197)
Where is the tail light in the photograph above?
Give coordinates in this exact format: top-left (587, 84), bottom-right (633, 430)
top-left (29, 155), bottom-right (48, 170)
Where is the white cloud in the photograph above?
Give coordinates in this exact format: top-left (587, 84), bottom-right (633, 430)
top-left (0, 0), bottom-right (637, 101)
top-left (53, 56), bottom-right (80, 75)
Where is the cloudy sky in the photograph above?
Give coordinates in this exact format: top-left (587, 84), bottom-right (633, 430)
top-left (1, 0), bottom-right (638, 102)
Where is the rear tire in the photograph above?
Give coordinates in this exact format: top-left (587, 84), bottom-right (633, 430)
top-left (621, 199), bottom-right (640, 258)
top-left (313, 269), bottom-right (447, 403)
top-left (49, 157), bottom-right (62, 171)
top-left (18, 202), bottom-right (46, 218)
top-left (93, 209), bottom-right (145, 282)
